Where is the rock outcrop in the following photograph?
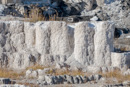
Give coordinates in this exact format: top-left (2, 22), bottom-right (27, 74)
top-left (0, 20), bottom-right (129, 71)
top-left (111, 52), bottom-right (130, 68)
top-left (94, 22), bottom-right (115, 66)
top-left (74, 22), bottom-right (95, 65)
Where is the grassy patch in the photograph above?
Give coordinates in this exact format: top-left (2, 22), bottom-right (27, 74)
top-left (47, 69), bottom-right (87, 76)
top-left (18, 82), bottom-right (39, 87)
top-left (120, 47), bottom-right (128, 52)
top-left (100, 70), bottom-right (130, 83)
top-left (0, 68), bottom-right (25, 79)
top-left (26, 64), bottom-right (47, 70)
top-left (25, 8), bottom-right (58, 22)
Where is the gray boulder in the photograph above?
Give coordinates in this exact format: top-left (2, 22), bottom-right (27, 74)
top-left (111, 52), bottom-right (130, 68)
top-left (88, 75), bottom-right (94, 81)
top-left (26, 69), bottom-right (33, 78)
top-left (93, 74), bottom-right (102, 81)
top-left (44, 75), bottom-right (53, 85)
top-left (123, 81), bottom-right (130, 86)
top-left (0, 78), bottom-right (11, 84)
top-left (73, 76), bottom-right (80, 84)
top-left (66, 75), bottom-right (74, 84)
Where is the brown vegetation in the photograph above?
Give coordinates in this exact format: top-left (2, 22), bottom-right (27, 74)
top-left (120, 47), bottom-right (128, 52)
top-left (25, 8), bottom-right (58, 22)
top-left (100, 70), bottom-right (130, 83)
top-left (47, 69), bottom-right (88, 76)
top-left (26, 64), bottom-right (48, 70)
top-left (0, 68), bottom-right (25, 79)
top-left (18, 82), bottom-right (39, 87)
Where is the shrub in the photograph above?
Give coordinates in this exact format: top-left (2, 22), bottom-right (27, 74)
top-left (25, 7), bottom-right (58, 22)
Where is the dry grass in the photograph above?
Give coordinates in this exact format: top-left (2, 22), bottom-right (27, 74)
top-left (58, 84), bottom-right (73, 87)
top-left (47, 69), bottom-right (87, 76)
top-left (18, 82), bottom-right (39, 87)
top-left (26, 64), bottom-right (48, 70)
top-left (100, 70), bottom-right (130, 83)
top-left (0, 68), bottom-right (25, 79)
top-left (25, 8), bottom-right (58, 22)
top-left (120, 47), bottom-right (128, 52)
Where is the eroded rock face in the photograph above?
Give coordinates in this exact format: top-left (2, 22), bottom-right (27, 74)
top-left (94, 22), bottom-right (115, 66)
top-left (74, 22), bottom-right (95, 65)
top-left (0, 20), bottom-right (129, 71)
top-left (111, 52), bottom-right (130, 68)
top-left (0, 21), bottom-right (74, 69)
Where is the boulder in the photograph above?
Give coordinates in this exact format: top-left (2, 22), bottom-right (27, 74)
top-left (0, 78), bottom-right (11, 84)
top-left (73, 76), bottom-right (79, 84)
top-left (82, 76), bottom-right (88, 83)
top-left (88, 75), bottom-right (94, 81)
top-left (111, 52), bottom-right (130, 68)
top-left (123, 81), bottom-right (130, 86)
top-left (66, 75), bottom-right (74, 84)
top-left (44, 75), bottom-right (53, 85)
top-left (31, 71), bottom-right (38, 78)
top-left (37, 69), bottom-right (46, 76)
top-left (87, 66), bottom-right (102, 73)
top-left (26, 69), bottom-right (33, 78)
top-left (93, 74), bottom-right (102, 81)
top-left (38, 76), bottom-right (45, 81)
top-left (26, 69), bottom-right (39, 78)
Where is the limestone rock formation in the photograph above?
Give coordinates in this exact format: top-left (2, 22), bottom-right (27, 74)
top-left (94, 22), bottom-right (115, 66)
top-left (74, 22), bottom-right (95, 65)
top-left (111, 52), bottom-right (130, 68)
top-left (0, 20), bottom-right (129, 71)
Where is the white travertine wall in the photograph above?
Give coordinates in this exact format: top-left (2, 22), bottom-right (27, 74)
top-left (0, 20), bottom-right (129, 70)
top-left (49, 22), bottom-right (72, 56)
top-left (74, 22), bottom-right (95, 65)
top-left (35, 22), bottom-right (50, 54)
top-left (111, 52), bottom-right (130, 68)
top-left (24, 22), bottom-right (36, 49)
top-left (94, 22), bottom-right (115, 66)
